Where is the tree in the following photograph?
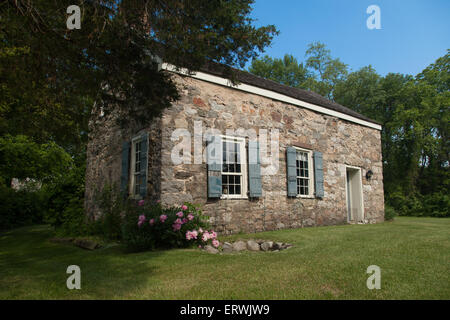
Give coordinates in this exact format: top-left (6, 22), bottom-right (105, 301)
top-left (248, 54), bottom-right (310, 87)
top-left (1, 0), bottom-right (278, 150)
top-left (334, 66), bottom-right (385, 120)
top-left (304, 42), bottom-right (348, 99)
top-left (248, 42), bottom-right (348, 99)
top-left (0, 135), bottom-right (73, 186)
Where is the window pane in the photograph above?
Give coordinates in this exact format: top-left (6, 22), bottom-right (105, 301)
top-left (221, 139), bottom-right (243, 196)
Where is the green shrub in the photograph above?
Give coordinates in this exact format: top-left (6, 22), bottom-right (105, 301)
top-left (93, 184), bottom-right (126, 241)
top-left (122, 201), bottom-right (216, 251)
top-left (0, 185), bottom-right (46, 230)
top-left (384, 205), bottom-right (398, 221)
top-left (387, 189), bottom-right (449, 218)
top-left (43, 165), bottom-right (87, 236)
top-left (421, 192), bottom-right (450, 217)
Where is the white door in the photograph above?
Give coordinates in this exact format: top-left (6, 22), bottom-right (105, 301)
top-left (346, 167), bottom-right (364, 223)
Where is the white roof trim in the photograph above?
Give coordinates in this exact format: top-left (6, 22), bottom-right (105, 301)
top-left (162, 63), bottom-right (382, 131)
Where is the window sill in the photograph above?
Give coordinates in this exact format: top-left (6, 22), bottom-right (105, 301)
top-left (220, 196), bottom-right (249, 200)
top-left (296, 195), bottom-right (315, 199)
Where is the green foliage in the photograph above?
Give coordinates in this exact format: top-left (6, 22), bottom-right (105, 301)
top-left (249, 42), bottom-right (348, 99)
top-left (1, 0), bottom-right (277, 137)
top-left (0, 135), bottom-right (73, 184)
top-left (43, 165), bottom-right (87, 235)
top-left (0, 185), bottom-right (46, 230)
top-left (384, 205), bottom-right (398, 221)
top-left (93, 184), bottom-right (128, 241)
top-left (387, 189), bottom-right (449, 218)
top-left (304, 42), bottom-right (348, 99)
top-left (122, 202), bottom-right (211, 252)
top-left (248, 54), bottom-right (310, 87)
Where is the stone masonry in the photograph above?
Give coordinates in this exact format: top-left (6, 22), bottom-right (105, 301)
top-left (85, 72), bottom-right (385, 234)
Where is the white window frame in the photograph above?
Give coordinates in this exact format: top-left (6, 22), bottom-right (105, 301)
top-left (293, 146), bottom-right (315, 198)
top-left (220, 135), bottom-right (248, 199)
top-left (129, 135), bottom-right (144, 199)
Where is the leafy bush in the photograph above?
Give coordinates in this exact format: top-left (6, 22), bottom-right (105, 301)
top-left (386, 189), bottom-right (449, 218)
top-left (92, 184), bottom-right (127, 241)
top-left (122, 201), bottom-right (217, 251)
top-left (0, 185), bottom-right (46, 230)
top-left (43, 165), bottom-right (87, 236)
top-left (421, 192), bottom-right (450, 217)
top-left (384, 205), bottom-right (398, 221)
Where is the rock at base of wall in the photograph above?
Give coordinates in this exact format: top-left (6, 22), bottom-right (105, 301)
top-left (222, 242), bottom-right (233, 253)
top-left (204, 245), bottom-right (219, 254)
top-left (73, 239), bottom-right (100, 250)
top-left (232, 240), bottom-right (247, 252)
top-left (247, 240), bottom-right (260, 251)
top-left (260, 241), bottom-right (274, 251)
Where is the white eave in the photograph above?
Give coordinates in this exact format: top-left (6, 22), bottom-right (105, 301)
top-left (162, 63), bottom-right (382, 131)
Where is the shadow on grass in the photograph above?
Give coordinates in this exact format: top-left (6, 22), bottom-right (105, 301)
top-left (0, 225), bottom-right (167, 299)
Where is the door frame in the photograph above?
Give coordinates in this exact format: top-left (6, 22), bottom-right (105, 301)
top-left (344, 165), bottom-right (365, 223)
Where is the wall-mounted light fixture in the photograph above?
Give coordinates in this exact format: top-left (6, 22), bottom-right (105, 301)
top-left (365, 170), bottom-right (373, 180)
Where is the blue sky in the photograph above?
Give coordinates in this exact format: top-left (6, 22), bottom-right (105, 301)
top-left (248, 0), bottom-right (449, 76)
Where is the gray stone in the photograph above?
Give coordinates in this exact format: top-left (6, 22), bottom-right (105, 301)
top-left (232, 240), bottom-right (247, 252)
top-left (73, 239), bottom-right (100, 250)
top-left (247, 240), bottom-right (260, 251)
top-left (204, 245), bottom-right (219, 254)
top-left (222, 242), bottom-right (233, 253)
top-left (260, 241), bottom-right (273, 251)
top-left (273, 242), bottom-right (283, 250)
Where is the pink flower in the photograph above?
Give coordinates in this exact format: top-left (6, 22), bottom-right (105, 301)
top-left (181, 205), bottom-right (188, 211)
top-left (202, 233), bottom-right (209, 242)
top-left (138, 200), bottom-right (145, 206)
top-left (138, 215), bottom-right (146, 221)
top-left (149, 218), bottom-right (155, 226)
top-left (186, 231), bottom-right (192, 240)
top-left (191, 230), bottom-right (198, 239)
top-left (199, 228), bottom-right (203, 233)
top-left (176, 211), bottom-right (184, 218)
top-left (174, 218), bottom-right (182, 224)
top-left (156, 200), bottom-right (161, 203)
top-left (160, 214), bottom-right (167, 223)
top-left (182, 218), bottom-right (188, 224)
top-left (172, 223), bottom-right (181, 231)
top-left (212, 239), bottom-right (220, 248)
top-left (137, 220), bottom-right (144, 227)
top-left (187, 214), bottom-right (194, 221)
top-left (210, 231), bottom-right (217, 239)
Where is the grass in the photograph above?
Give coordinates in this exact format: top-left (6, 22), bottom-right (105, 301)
top-left (0, 217), bottom-right (449, 299)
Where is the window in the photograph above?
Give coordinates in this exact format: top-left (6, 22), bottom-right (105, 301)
top-left (295, 147), bottom-right (314, 197)
top-left (130, 137), bottom-right (143, 198)
top-left (221, 136), bottom-right (247, 198)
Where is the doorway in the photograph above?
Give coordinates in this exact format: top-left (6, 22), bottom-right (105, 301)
top-left (346, 166), bottom-right (364, 223)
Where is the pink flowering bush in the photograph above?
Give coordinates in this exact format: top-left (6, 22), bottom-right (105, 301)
top-left (122, 201), bottom-right (211, 251)
top-left (185, 228), bottom-right (220, 248)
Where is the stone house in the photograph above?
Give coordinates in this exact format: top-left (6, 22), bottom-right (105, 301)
top-left (85, 62), bottom-right (385, 234)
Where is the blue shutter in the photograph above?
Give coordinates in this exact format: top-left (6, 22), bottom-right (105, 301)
top-left (286, 147), bottom-right (297, 197)
top-left (120, 141), bottom-right (130, 197)
top-left (139, 133), bottom-right (149, 199)
top-left (248, 141), bottom-right (262, 197)
top-left (314, 151), bottom-right (324, 198)
top-left (206, 135), bottom-right (222, 198)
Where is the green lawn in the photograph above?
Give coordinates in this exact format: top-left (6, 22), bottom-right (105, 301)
top-left (0, 217), bottom-right (449, 299)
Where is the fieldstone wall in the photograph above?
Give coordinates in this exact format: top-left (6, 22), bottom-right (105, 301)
top-left (84, 102), bottom-right (161, 218)
top-left (85, 72), bottom-right (385, 233)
